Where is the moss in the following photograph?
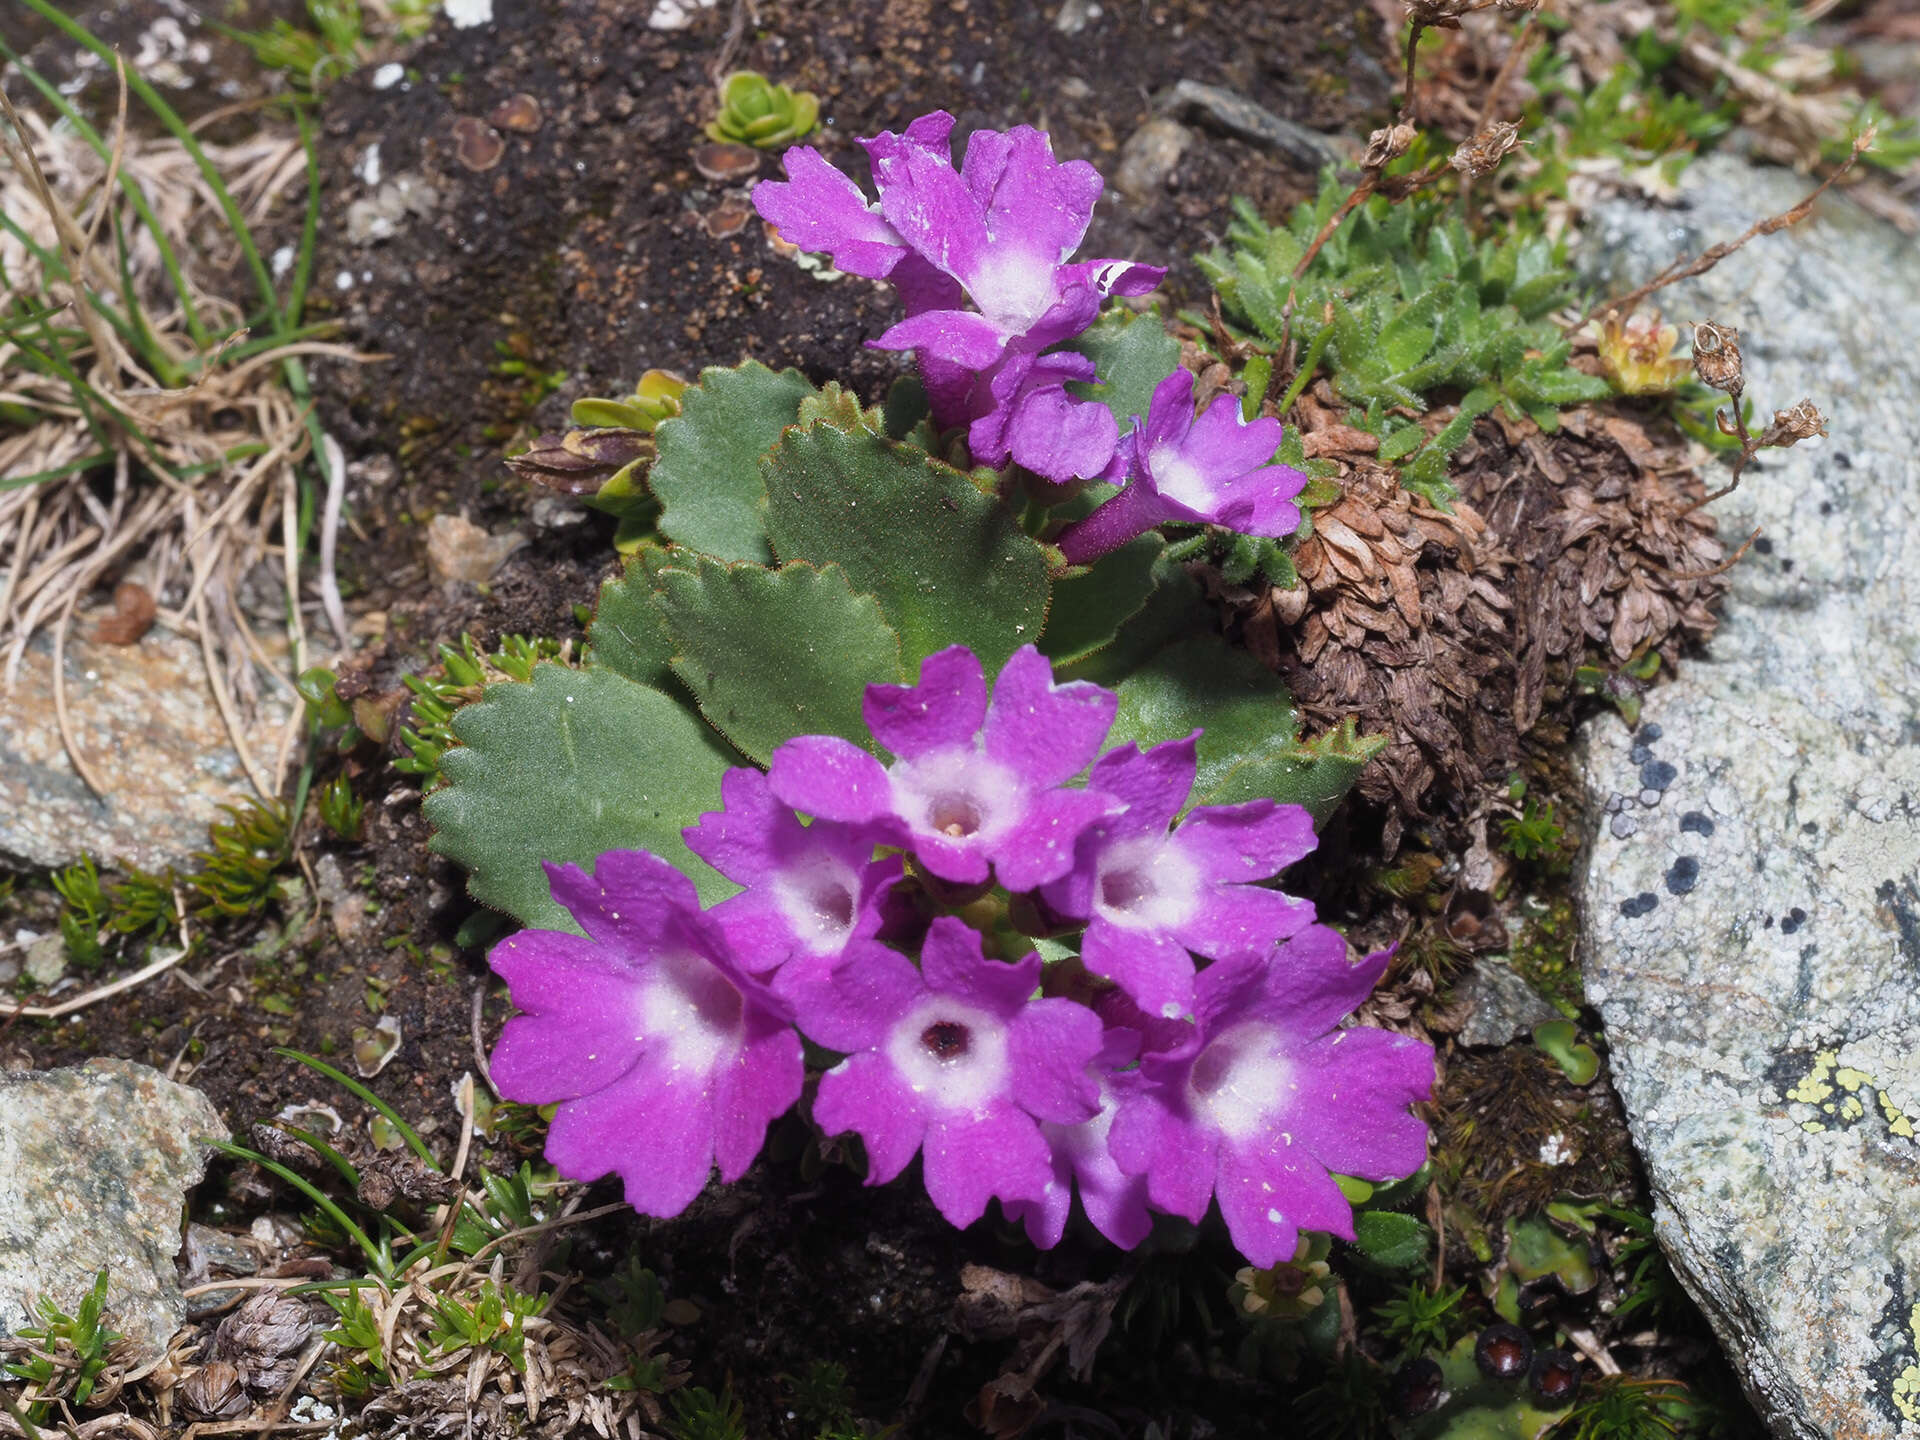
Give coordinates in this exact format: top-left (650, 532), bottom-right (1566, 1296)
top-left (1507, 890), bottom-right (1580, 1018)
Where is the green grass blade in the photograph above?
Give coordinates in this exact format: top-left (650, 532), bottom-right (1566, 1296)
top-left (271, 1048), bottom-right (440, 1170)
top-left (202, 1137), bottom-right (385, 1273)
top-left (0, 452), bottom-right (115, 492)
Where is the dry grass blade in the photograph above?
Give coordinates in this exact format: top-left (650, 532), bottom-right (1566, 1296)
top-left (0, 83), bottom-right (367, 796)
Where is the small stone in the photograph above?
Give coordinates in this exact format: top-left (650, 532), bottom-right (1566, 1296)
top-left (425, 513), bottom-right (526, 584)
top-left (488, 93), bottom-right (543, 133)
top-left (372, 62), bottom-right (404, 90)
top-left (691, 142), bottom-right (761, 183)
top-left (1113, 118), bottom-right (1192, 200)
top-left (1054, 0), bottom-right (1102, 34)
top-left (452, 116), bottom-right (506, 172)
top-left (1156, 79), bottom-right (1346, 171)
top-left (443, 0), bottom-right (493, 26)
top-left (1609, 813), bottom-right (1639, 840)
top-left (23, 932), bottom-right (65, 987)
top-left (648, 0), bottom-right (716, 29)
top-left (1455, 958), bottom-right (1560, 1047)
top-left (0, 1060), bottom-right (226, 1368)
top-left (1059, 76), bottom-right (1092, 101)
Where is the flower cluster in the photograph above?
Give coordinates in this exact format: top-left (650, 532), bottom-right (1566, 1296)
top-left (752, 112), bottom-right (1309, 563)
top-left (488, 646), bottom-right (1433, 1266)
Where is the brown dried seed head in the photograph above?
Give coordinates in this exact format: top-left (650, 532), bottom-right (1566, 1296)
top-left (182, 1360), bottom-right (250, 1418)
top-left (488, 93), bottom-right (543, 133)
top-left (1450, 120), bottom-right (1522, 178)
top-left (505, 427), bottom-right (651, 493)
top-left (1364, 123), bottom-right (1419, 170)
top-left (1762, 399), bottom-right (1828, 447)
top-left (453, 115), bottom-right (506, 172)
top-left (1690, 320), bottom-right (1743, 393)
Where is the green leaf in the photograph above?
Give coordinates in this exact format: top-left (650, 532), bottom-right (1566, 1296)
top-left (648, 360), bottom-right (816, 562)
top-left (1040, 534), bottom-right (1165, 667)
top-left (426, 665), bottom-right (736, 930)
top-left (1105, 638), bottom-right (1379, 823)
top-left (656, 556), bottom-right (905, 764)
top-left (1351, 1211), bottom-right (1432, 1271)
top-left (1056, 549), bottom-right (1214, 689)
top-left (762, 425), bottom-right (1051, 674)
top-left (587, 556), bottom-right (674, 689)
top-left (1066, 309), bottom-right (1181, 436)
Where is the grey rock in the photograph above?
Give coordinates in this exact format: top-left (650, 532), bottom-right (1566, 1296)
top-left (0, 622), bottom-right (292, 871)
top-left (1578, 154), bottom-right (1920, 1439)
top-left (1053, 0), bottom-right (1101, 35)
top-left (1114, 118), bottom-right (1193, 201)
top-left (1455, 957), bottom-right (1561, 1048)
top-left (0, 1059), bottom-right (226, 1366)
top-left (22, 933), bottom-right (65, 988)
top-left (1156, 80), bottom-right (1348, 172)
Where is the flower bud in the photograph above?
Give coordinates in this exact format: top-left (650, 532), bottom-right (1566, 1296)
top-left (1449, 120), bottom-right (1522, 178)
top-left (1690, 321), bottom-right (1743, 394)
top-left (1597, 309), bottom-right (1691, 396)
top-left (1364, 123), bottom-right (1419, 169)
top-left (504, 427), bottom-right (652, 494)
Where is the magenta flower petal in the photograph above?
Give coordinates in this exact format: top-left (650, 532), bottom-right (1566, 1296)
top-left (485, 849), bottom-right (802, 1221)
top-left (1215, 1138), bottom-right (1358, 1266)
top-left (922, 1103), bottom-right (1056, 1226)
top-left (1259, 927), bottom-right (1394, 1037)
top-left (1109, 937), bottom-right (1434, 1264)
top-left (711, 1022), bottom-right (806, 1181)
top-left (802, 646), bottom-right (1117, 888)
top-left (812, 1051), bottom-right (928, 1184)
top-left (753, 146), bottom-right (907, 281)
top-left (966, 351), bottom-right (1118, 484)
top-left (870, 308), bottom-right (1010, 370)
top-left (1055, 368), bottom-right (1309, 565)
top-left (959, 126), bottom-right (1103, 276)
top-left (863, 646), bottom-right (988, 759)
top-left (544, 1062), bottom-right (715, 1216)
top-left (1008, 996), bottom-right (1105, 1124)
top-left (1045, 739), bottom-right (1318, 1015)
top-left (488, 929), bottom-right (649, 1102)
top-left (805, 917), bottom-right (1103, 1228)
top-left (982, 645), bottom-right (1121, 787)
top-left (787, 939), bottom-right (924, 1053)
top-left (768, 734), bottom-right (894, 825)
top-left (1008, 1069), bottom-right (1155, 1251)
top-left (686, 768), bottom-right (901, 975)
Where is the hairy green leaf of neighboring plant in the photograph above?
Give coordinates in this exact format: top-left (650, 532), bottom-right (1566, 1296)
top-left (1105, 634), bottom-right (1378, 824)
top-left (1040, 533), bottom-right (1165, 667)
top-left (1067, 308), bottom-right (1182, 436)
top-left (656, 556), bottom-right (906, 763)
top-left (762, 425), bottom-right (1050, 674)
top-left (586, 556), bottom-right (675, 689)
top-left (1351, 1210), bottom-right (1432, 1271)
top-left (648, 360), bottom-right (816, 562)
top-left (426, 665), bottom-right (735, 931)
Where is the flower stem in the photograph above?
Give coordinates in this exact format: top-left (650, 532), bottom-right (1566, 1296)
top-left (1054, 484), bottom-right (1159, 567)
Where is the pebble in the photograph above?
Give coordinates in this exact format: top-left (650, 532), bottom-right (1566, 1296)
top-left (372, 62), bottom-right (404, 90)
top-left (1156, 79), bottom-right (1347, 171)
top-left (1114, 118), bottom-right (1193, 200)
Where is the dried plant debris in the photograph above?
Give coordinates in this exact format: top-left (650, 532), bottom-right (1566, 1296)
top-left (1237, 388), bottom-right (1724, 846)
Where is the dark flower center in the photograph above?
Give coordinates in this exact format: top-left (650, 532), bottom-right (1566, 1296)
top-left (1099, 866), bottom-right (1152, 912)
top-left (812, 882), bottom-right (855, 931)
top-left (929, 794), bottom-right (983, 839)
top-left (1188, 1041), bottom-right (1233, 1097)
top-left (920, 1021), bottom-right (971, 1060)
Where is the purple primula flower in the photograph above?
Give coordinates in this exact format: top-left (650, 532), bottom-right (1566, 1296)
top-left (487, 850), bottom-right (803, 1220)
top-left (1044, 735), bottom-right (1317, 1019)
top-left (753, 111), bottom-right (1162, 481)
top-left (1056, 368), bottom-right (1310, 565)
top-left (1107, 927), bottom-right (1434, 1267)
top-left (1003, 1025), bottom-right (1154, 1251)
top-left (800, 916), bottom-right (1104, 1227)
top-left (768, 645), bottom-right (1119, 890)
top-left (683, 768), bottom-right (902, 992)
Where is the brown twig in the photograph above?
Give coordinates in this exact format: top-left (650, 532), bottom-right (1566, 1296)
top-left (1642, 527), bottom-right (1761, 581)
top-left (708, 0), bottom-right (752, 86)
top-left (1477, 13), bottom-right (1536, 128)
top-left (1581, 126), bottom-right (1876, 329)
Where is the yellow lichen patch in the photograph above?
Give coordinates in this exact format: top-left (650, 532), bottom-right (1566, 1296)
top-left (1787, 1050), bottom-right (1838, 1106)
top-left (1834, 1065), bottom-right (1874, 1092)
top-left (1894, 1302), bottom-right (1920, 1423)
top-left (1881, 1093), bottom-right (1917, 1140)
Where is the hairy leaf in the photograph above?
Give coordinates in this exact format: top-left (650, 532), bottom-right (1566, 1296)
top-left (762, 425), bottom-right (1051, 673)
top-left (648, 360), bottom-right (816, 562)
top-left (657, 555), bottom-right (905, 763)
top-left (1067, 308), bottom-right (1182, 436)
top-left (426, 665), bottom-right (735, 931)
top-left (1040, 533), bottom-right (1165, 668)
